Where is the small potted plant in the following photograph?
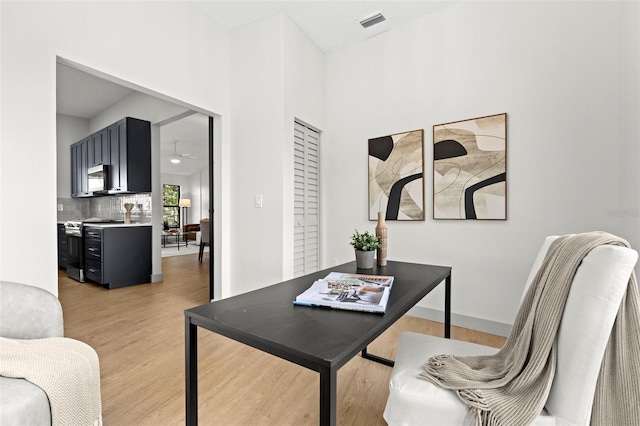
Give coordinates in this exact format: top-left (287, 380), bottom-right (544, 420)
top-left (350, 230), bottom-right (381, 270)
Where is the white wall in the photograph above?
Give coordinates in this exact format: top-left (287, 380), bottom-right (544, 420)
top-left (0, 1), bottom-right (230, 295)
top-left (230, 14), bottom-right (285, 295)
top-left (229, 13), bottom-right (325, 295)
top-left (282, 15), bottom-right (326, 278)
top-left (622, 1), bottom-right (640, 251)
top-left (189, 168), bottom-right (209, 224)
top-left (324, 1), bottom-right (638, 333)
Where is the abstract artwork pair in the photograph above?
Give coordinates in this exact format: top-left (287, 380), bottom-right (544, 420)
top-left (368, 113), bottom-right (507, 221)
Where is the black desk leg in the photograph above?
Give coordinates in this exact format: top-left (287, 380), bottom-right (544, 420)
top-left (185, 317), bottom-right (198, 426)
top-left (445, 273), bottom-right (451, 339)
top-left (319, 366), bottom-right (337, 426)
top-left (361, 347), bottom-right (395, 367)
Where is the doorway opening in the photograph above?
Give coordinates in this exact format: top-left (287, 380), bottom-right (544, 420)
top-left (56, 57), bottom-right (217, 300)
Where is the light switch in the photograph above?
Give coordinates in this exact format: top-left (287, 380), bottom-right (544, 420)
top-left (57, 204), bottom-right (63, 211)
top-left (254, 195), bottom-right (263, 208)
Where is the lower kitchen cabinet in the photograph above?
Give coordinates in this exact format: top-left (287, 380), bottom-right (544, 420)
top-left (84, 225), bottom-right (151, 289)
top-left (57, 224), bottom-right (68, 269)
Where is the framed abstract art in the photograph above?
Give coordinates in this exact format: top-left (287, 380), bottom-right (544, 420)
top-left (368, 129), bottom-right (424, 221)
top-left (433, 113), bottom-right (507, 220)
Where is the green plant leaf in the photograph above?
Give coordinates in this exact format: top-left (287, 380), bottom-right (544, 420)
top-left (349, 229), bottom-right (381, 251)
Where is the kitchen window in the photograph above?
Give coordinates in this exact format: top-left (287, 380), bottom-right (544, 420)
top-left (162, 184), bottom-right (181, 228)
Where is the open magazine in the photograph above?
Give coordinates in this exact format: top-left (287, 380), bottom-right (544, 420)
top-left (294, 272), bottom-right (394, 313)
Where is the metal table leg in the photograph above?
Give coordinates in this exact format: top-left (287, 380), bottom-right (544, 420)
top-left (319, 365), bottom-right (337, 426)
top-left (361, 347), bottom-right (394, 366)
top-left (445, 273), bottom-right (451, 338)
top-left (185, 317), bottom-right (198, 425)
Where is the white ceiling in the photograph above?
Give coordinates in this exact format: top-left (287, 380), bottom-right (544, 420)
top-left (191, 0), bottom-right (456, 53)
top-left (56, 63), bottom-right (135, 120)
top-left (56, 63), bottom-right (209, 176)
top-left (56, 1), bottom-right (456, 174)
top-left (160, 113), bottom-right (210, 176)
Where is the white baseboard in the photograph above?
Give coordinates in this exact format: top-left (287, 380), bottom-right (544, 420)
top-left (151, 273), bottom-right (163, 283)
top-left (406, 305), bottom-right (511, 337)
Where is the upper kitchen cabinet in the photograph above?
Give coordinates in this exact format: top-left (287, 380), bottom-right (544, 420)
top-left (71, 117), bottom-right (151, 197)
top-left (90, 126), bottom-right (109, 167)
top-left (108, 117), bottom-right (151, 194)
top-left (71, 136), bottom-right (91, 197)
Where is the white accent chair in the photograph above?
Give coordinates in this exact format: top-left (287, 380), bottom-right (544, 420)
top-left (384, 236), bottom-right (639, 426)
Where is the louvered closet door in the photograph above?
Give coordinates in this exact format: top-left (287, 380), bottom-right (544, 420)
top-left (294, 121), bottom-right (320, 277)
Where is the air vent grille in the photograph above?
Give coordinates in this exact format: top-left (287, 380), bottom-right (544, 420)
top-left (359, 12), bottom-right (386, 28)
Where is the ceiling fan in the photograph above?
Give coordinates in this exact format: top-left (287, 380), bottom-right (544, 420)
top-left (166, 140), bottom-right (197, 164)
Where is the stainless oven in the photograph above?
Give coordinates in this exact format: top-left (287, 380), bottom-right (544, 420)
top-left (65, 220), bottom-right (84, 282)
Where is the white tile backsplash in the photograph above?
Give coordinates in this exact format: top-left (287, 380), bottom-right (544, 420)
top-left (57, 193), bottom-right (152, 223)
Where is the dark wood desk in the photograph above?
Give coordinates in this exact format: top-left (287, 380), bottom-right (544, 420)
top-left (185, 260), bottom-right (451, 426)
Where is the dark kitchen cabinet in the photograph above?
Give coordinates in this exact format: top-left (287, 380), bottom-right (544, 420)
top-left (84, 226), bottom-right (151, 289)
top-left (57, 224), bottom-right (68, 269)
top-left (71, 137), bottom-right (91, 197)
top-left (107, 123), bottom-right (120, 191)
top-left (90, 127), bottom-right (109, 167)
top-left (107, 117), bottom-right (151, 194)
top-left (70, 143), bottom-right (80, 196)
top-left (71, 117), bottom-right (151, 198)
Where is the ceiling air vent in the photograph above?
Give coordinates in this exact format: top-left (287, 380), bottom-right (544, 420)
top-left (359, 11), bottom-right (386, 28)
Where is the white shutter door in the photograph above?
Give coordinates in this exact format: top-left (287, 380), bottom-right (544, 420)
top-left (294, 121), bottom-right (320, 277)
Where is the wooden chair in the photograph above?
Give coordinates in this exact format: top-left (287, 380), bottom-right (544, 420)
top-left (199, 218), bottom-right (210, 263)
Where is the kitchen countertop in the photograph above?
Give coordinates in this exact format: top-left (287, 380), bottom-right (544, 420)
top-left (57, 219), bottom-right (152, 227)
top-left (83, 222), bottom-right (152, 228)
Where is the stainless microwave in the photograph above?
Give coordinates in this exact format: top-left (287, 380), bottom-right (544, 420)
top-left (88, 164), bottom-right (108, 193)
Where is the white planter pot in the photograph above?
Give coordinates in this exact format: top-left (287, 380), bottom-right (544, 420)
top-left (355, 249), bottom-right (375, 269)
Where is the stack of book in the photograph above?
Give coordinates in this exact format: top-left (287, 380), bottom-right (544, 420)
top-left (294, 272), bottom-right (394, 313)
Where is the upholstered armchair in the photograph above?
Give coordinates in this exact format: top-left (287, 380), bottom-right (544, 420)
top-left (1, 281), bottom-right (63, 425)
top-left (384, 235), bottom-right (639, 425)
top-left (0, 281), bottom-right (102, 426)
top-left (183, 223), bottom-right (200, 242)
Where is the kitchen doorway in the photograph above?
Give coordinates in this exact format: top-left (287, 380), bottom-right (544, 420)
top-left (158, 111), bottom-right (215, 299)
top-left (56, 58), bottom-right (217, 300)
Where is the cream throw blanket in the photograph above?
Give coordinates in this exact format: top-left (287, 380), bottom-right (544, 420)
top-left (420, 232), bottom-right (640, 425)
top-left (0, 336), bottom-right (102, 426)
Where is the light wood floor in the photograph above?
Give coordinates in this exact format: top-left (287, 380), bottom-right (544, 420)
top-left (58, 255), bottom-right (505, 425)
